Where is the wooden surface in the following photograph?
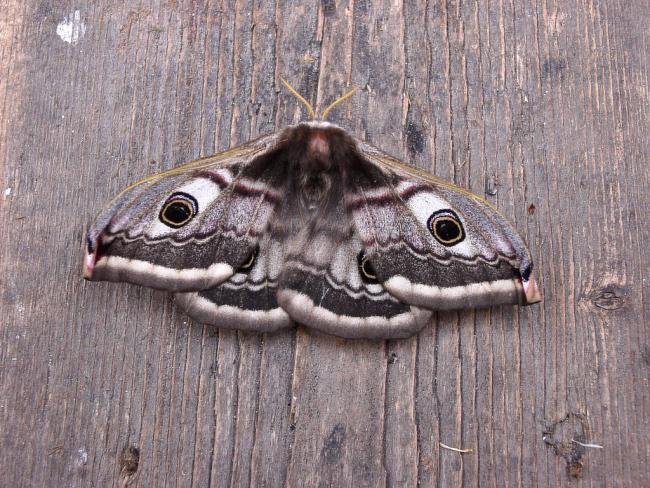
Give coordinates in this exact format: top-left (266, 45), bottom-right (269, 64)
top-left (1, 1), bottom-right (648, 486)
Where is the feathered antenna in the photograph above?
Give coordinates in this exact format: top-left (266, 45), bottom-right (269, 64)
top-left (320, 86), bottom-right (358, 120)
top-left (280, 78), bottom-right (316, 119)
top-left (280, 78), bottom-right (357, 120)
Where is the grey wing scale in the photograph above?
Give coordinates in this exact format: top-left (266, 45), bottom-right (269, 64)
top-left (175, 232), bottom-right (292, 332)
top-left (276, 191), bottom-right (432, 339)
top-left (85, 122), bottom-right (540, 339)
top-left (349, 140), bottom-right (541, 310)
top-left (84, 133), bottom-right (284, 292)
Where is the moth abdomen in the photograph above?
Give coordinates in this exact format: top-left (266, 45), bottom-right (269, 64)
top-left (84, 118), bottom-right (540, 339)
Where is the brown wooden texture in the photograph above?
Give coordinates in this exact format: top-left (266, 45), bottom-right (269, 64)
top-left (1, 1), bottom-right (648, 486)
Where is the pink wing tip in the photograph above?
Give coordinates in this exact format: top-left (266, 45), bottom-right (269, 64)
top-left (522, 275), bottom-right (542, 304)
top-left (83, 251), bottom-right (96, 279)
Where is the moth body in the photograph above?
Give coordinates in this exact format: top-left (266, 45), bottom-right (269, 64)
top-left (84, 122), bottom-right (541, 339)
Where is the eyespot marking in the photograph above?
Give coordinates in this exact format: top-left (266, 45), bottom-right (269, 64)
top-left (357, 251), bottom-right (379, 284)
top-left (159, 192), bottom-right (199, 228)
top-left (237, 245), bottom-right (260, 273)
top-left (427, 209), bottom-right (465, 246)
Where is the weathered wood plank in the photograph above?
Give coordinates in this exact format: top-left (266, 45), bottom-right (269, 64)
top-left (1, 1), bottom-right (648, 487)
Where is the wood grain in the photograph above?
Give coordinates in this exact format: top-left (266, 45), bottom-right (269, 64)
top-left (1, 1), bottom-right (648, 486)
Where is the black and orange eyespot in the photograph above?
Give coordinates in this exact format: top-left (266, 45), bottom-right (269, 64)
top-left (427, 209), bottom-right (465, 246)
top-left (159, 192), bottom-right (198, 228)
top-left (357, 251), bottom-right (379, 284)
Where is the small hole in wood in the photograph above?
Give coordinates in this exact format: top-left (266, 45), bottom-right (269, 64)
top-left (119, 445), bottom-right (140, 477)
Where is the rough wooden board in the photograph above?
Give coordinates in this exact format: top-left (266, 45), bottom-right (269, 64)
top-left (0, 1), bottom-right (648, 487)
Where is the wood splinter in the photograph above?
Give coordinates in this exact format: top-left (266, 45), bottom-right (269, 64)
top-left (572, 439), bottom-right (604, 449)
top-left (439, 442), bottom-right (474, 454)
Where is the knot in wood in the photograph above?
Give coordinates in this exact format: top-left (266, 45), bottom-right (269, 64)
top-left (591, 283), bottom-right (627, 310)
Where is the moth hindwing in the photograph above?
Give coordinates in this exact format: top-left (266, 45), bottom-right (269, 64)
top-left (85, 121), bottom-right (541, 339)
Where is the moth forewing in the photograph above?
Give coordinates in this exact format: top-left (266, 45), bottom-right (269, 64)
top-left (84, 121), bottom-right (540, 339)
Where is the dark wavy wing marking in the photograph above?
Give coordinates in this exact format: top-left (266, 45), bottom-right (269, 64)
top-left (276, 194), bottom-right (431, 340)
top-left (175, 230), bottom-right (292, 331)
top-left (84, 132), bottom-right (287, 292)
top-left (85, 121), bottom-right (540, 338)
top-left (348, 140), bottom-right (539, 310)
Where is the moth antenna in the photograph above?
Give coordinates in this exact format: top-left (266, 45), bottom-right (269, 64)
top-left (320, 86), bottom-right (358, 120)
top-left (280, 77), bottom-right (316, 119)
